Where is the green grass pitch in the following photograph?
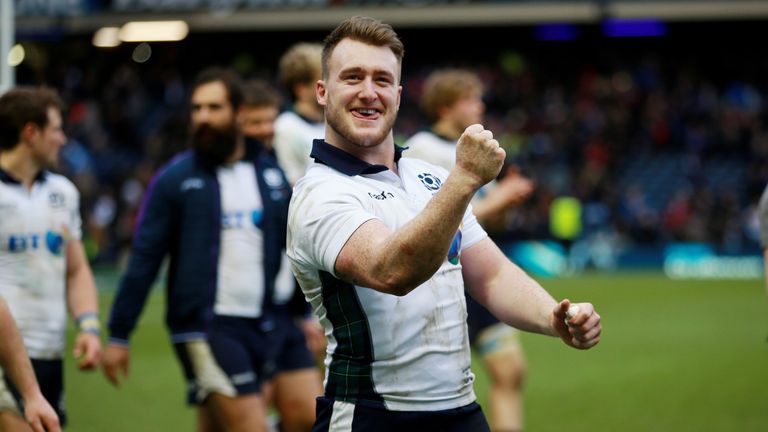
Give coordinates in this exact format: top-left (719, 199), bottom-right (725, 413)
top-left (63, 270), bottom-right (768, 431)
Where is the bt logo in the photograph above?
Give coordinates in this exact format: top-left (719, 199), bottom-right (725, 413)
top-left (222, 210), bottom-right (263, 230)
top-left (4, 231), bottom-right (65, 255)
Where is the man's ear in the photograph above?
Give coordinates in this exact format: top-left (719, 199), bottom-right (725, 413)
top-left (20, 121), bottom-right (39, 144)
top-left (316, 80), bottom-right (327, 107)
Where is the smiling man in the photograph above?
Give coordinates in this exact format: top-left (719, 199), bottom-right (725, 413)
top-left (287, 16), bottom-right (602, 432)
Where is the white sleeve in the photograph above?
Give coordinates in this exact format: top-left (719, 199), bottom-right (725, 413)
top-left (274, 128), bottom-right (310, 185)
top-left (288, 176), bottom-right (377, 278)
top-left (59, 177), bottom-right (83, 241)
top-left (460, 203), bottom-right (487, 251)
top-left (428, 163), bottom-right (488, 251)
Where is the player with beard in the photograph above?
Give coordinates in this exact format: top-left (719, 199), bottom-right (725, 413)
top-left (103, 68), bottom-right (293, 432)
top-left (287, 16), bottom-right (602, 430)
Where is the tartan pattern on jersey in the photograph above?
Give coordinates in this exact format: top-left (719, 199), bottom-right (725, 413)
top-left (319, 271), bottom-right (384, 405)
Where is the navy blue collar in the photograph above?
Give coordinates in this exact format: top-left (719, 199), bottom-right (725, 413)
top-left (310, 139), bottom-right (405, 176)
top-left (0, 167), bottom-right (47, 185)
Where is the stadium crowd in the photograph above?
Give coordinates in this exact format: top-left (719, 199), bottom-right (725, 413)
top-left (13, 28), bottom-right (765, 266)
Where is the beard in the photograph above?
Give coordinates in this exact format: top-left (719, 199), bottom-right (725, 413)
top-left (191, 121), bottom-right (239, 166)
top-left (325, 100), bottom-right (397, 149)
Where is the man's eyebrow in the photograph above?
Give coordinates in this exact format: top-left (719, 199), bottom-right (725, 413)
top-left (339, 66), bottom-right (394, 78)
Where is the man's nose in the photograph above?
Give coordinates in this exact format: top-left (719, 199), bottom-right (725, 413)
top-left (358, 78), bottom-right (377, 99)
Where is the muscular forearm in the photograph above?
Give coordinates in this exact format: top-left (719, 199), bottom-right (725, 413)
top-left (485, 264), bottom-right (558, 336)
top-left (339, 170), bottom-right (479, 295)
top-left (464, 239), bottom-right (558, 336)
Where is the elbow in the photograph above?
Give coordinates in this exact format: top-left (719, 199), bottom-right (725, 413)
top-left (377, 265), bottom-right (439, 297)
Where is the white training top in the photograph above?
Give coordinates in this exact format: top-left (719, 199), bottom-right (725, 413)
top-left (273, 110), bottom-right (325, 185)
top-left (215, 161), bottom-right (265, 318)
top-left (287, 141), bottom-right (487, 411)
top-left (0, 170), bottom-right (82, 359)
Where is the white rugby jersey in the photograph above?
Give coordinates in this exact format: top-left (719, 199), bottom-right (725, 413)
top-left (215, 161), bottom-right (266, 318)
top-left (0, 169), bottom-right (82, 359)
top-left (287, 140), bottom-right (487, 412)
top-left (273, 110), bottom-right (325, 185)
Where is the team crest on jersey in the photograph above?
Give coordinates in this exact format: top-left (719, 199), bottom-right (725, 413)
top-left (447, 228), bottom-right (462, 265)
top-left (418, 173), bottom-right (442, 191)
top-left (48, 192), bottom-right (65, 208)
top-left (263, 168), bottom-right (285, 188)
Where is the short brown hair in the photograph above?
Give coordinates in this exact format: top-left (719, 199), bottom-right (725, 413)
top-left (321, 16), bottom-right (405, 80)
top-left (0, 86), bottom-right (62, 150)
top-left (420, 69), bottom-right (484, 122)
top-left (242, 79), bottom-right (282, 109)
top-left (278, 43), bottom-right (322, 101)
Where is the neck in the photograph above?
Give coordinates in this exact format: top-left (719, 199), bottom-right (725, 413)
top-left (294, 100), bottom-right (323, 123)
top-left (225, 137), bottom-right (247, 164)
top-left (0, 146), bottom-right (41, 188)
top-left (325, 128), bottom-right (397, 173)
top-left (431, 120), bottom-right (462, 142)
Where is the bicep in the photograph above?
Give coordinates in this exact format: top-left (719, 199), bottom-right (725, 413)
top-left (460, 237), bottom-right (509, 305)
top-left (334, 218), bottom-right (393, 287)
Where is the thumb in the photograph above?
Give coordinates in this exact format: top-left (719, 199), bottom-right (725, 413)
top-left (72, 343), bottom-right (82, 359)
top-left (554, 298), bottom-right (571, 321)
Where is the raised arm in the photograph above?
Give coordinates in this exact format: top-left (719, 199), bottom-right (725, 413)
top-left (335, 124), bottom-right (505, 295)
top-left (461, 237), bottom-right (602, 349)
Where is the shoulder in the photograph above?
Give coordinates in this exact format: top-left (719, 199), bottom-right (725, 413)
top-left (291, 165), bottom-right (362, 203)
top-left (275, 111), bottom-right (301, 128)
top-left (152, 151), bottom-right (199, 184)
top-left (42, 172), bottom-right (81, 202)
top-left (403, 130), bottom-right (433, 146)
top-left (43, 172), bottom-right (78, 193)
top-left (275, 111), bottom-right (323, 134)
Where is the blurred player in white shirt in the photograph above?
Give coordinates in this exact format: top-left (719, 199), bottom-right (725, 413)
top-left (274, 42), bottom-right (326, 185)
top-left (404, 69), bottom-right (533, 432)
top-left (0, 86), bottom-right (102, 430)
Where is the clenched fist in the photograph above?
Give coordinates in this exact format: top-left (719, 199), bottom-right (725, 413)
top-left (454, 124), bottom-right (506, 189)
